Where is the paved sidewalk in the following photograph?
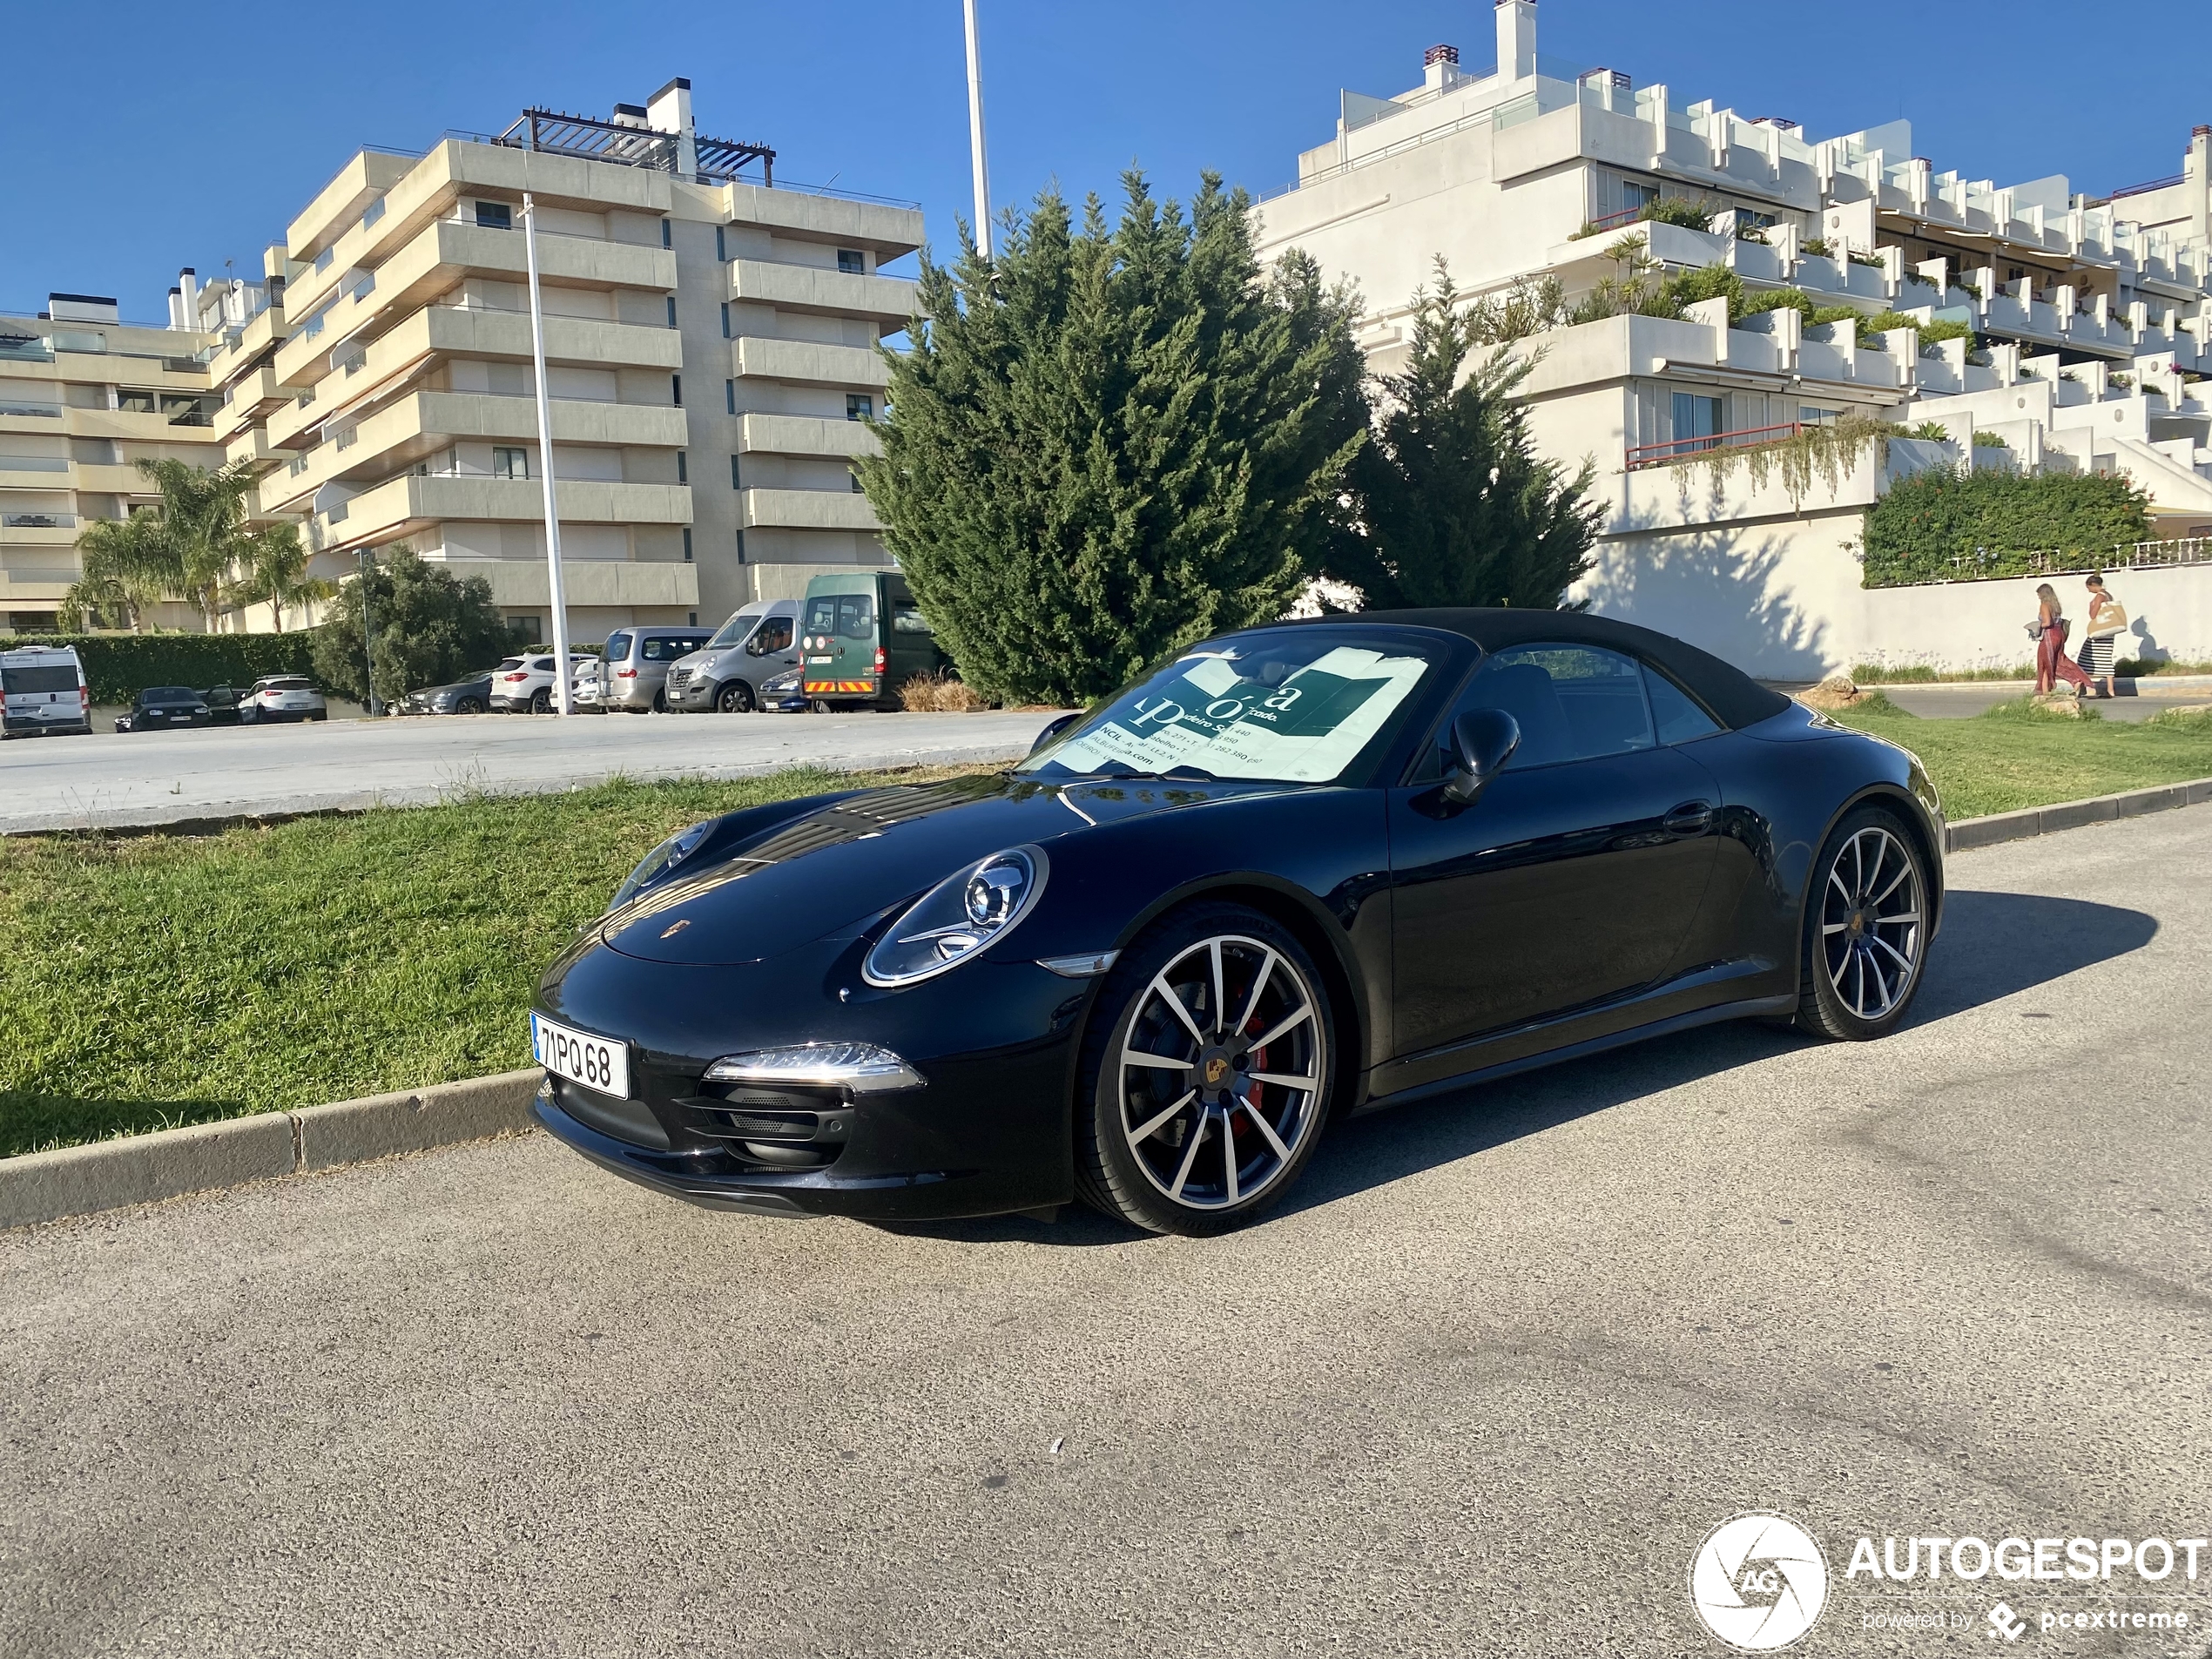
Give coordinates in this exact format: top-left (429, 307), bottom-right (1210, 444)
top-left (0, 708), bottom-right (1065, 834)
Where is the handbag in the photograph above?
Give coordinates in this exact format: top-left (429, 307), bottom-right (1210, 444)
top-left (2025, 618), bottom-right (2047, 641)
top-left (2087, 603), bottom-right (2128, 639)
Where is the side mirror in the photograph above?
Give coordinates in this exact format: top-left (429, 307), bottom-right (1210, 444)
top-left (1028, 711), bottom-right (1083, 757)
top-left (1441, 708), bottom-right (1521, 805)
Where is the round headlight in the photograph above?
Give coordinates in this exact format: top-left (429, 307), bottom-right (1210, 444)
top-left (609, 820), bottom-right (713, 912)
top-left (863, 846), bottom-right (1047, 988)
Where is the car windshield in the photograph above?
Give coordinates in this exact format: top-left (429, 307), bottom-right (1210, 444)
top-left (1020, 626), bottom-right (1450, 786)
top-left (145, 686), bottom-right (196, 703)
top-left (705, 610), bottom-right (759, 650)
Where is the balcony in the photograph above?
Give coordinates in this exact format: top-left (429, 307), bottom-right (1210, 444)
top-left (0, 513), bottom-right (79, 545)
top-left (60, 407), bottom-right (228, 448)
top-left (274, 218), bottom-right (677, 390)
top-left (268, 389), bottom-right (686, 509)
top-left (312, 472), bottom-right (691, 550)
top-left (732, 336), bottom-right (890, 389)
top-left (740, 488), bottom-right (881, 531)
top-left (266, 305), bottom-right (684, 450)
top-left (217, 363), bottom-right (288, 435)
top-left (0, 455), bottom-right (71, 487)
top-left (727, 260), bottom-right (920, 326)
top-left (736, 413), bottom-right (883, 460)
top-left (425, 555), bottom-right (700, 610)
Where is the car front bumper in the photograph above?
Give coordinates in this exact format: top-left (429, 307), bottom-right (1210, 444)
top-left (532, 941), bottom-right (1096, 1220)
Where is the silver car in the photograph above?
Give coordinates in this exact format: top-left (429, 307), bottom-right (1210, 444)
top-left (665, 600), bottom-right (802, 713)
top-left (599, 625), bottom-right (717, 713)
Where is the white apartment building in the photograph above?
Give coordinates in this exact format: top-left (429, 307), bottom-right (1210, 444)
top-left (0, 285), bottom-right (237, 632)
top-left (5, 78), bottom-right (921, 643)
top-left (223, 78), bottom-right (924, 642)
top-left (1256, 3), bottom-right (2212, 676)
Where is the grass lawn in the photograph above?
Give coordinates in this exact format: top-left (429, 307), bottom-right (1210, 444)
top-left (1831, 696), bottom-right (2212, 820)
top-left (0, 765), bottom-right (981, 1158)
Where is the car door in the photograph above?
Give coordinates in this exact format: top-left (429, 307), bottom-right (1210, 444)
top-left (744, 610), bottom-right (796, 685)
top-left (1386, 642), bottom-right (1723, 1067)
top-left (885, 578), bottom-right (941, 689)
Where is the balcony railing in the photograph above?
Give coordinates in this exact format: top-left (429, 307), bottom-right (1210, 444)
top-left (0, 401), bottom-right (63, 418)
top-left (1626, 421), bottom-right (1804, 469)
top-left (3, 512), bottom-right (76, 529)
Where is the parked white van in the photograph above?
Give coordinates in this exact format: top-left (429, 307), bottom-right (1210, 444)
top-left (1, 644), bottom-right (91, 738)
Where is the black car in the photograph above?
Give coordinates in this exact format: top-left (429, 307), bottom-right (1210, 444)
top-left (401, 671), bottom-right (496, 716)
top-left (114, 686), bottom-right (212, 733)
top-left (530, 610), bottom-right (1945, 1235)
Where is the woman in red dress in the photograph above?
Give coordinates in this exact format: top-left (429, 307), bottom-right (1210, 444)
top-left (2033, 583), bottom-right (2091, 695)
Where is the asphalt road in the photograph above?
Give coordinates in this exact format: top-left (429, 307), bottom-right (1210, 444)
top-left (4, 809), bottom-right (2209, 1657)
top-left (0, 708), bottom-right (1066, 834)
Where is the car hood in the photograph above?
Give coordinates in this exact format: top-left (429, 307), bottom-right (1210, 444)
top-left (597, 772), bottom-right (1291, 966)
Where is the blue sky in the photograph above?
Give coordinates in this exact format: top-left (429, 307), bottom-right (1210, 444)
top-left (3, 0), bottom-right (2206, 320)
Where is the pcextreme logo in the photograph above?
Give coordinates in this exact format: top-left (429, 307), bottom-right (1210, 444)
top-left (1689, 1513), bottom-right (1831, 1651)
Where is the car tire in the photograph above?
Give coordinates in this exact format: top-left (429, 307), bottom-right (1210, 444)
top-left (311, 711), bottom-right (328, 722)
top-left (456, 696), bottom-right (485, 715)
top-left (715, 680), bottom-right (754, 713)
top-left (810, 698), bottom-right (833, 714)
top-left (1795, 805), bottom-right (1931, 1042)
top-left (530, 687), bottom-right (551, 715)
top-left (1075, 902), bottom-right (1336, 1236)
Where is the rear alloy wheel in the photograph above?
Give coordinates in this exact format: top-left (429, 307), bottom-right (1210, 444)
top-left (1797, 807), bottom-right (1929, 1040)
top-left (652, 689), bottom-right (668, 713)
top-left (716, 679), bottom-right (755, 713)
top-left (1077, 904), bottom-right (1334, 1235)
top-left (529, 687), bottom-right (552, 714)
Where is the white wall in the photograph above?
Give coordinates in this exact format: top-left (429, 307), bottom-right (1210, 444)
top-left (1575, 522), bottom-right (2212, 678)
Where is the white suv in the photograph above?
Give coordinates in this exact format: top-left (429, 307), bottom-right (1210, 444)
top-left (239, 676), bottom-right (328, 724)
top-left (491, 654), bottom-right (597, 713)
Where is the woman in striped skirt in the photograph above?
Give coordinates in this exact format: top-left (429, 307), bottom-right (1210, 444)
top-left (2078, 574), bottom-right (2127, 699)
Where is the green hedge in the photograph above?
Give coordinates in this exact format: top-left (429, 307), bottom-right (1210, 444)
top-left (4, 633), bottom-right (318, 705)
top-left (1862, 468), bottom-right (2152, 587)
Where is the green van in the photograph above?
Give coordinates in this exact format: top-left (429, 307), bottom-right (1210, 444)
top-left (798, 571), bottom-right (949, 710)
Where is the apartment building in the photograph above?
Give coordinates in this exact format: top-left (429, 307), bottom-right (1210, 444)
top-left (205, 78), bottom-right (923, 642)
top-left (1254, 2), bottom-right (2212, 675)
top-left (0, 285), bottom-right (237, 632)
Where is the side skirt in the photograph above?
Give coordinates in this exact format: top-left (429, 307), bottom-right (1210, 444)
top-left (1351, 991), bottom-right (1797, 1116)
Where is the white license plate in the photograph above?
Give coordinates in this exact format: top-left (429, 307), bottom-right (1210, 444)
top-left (531, 1012), bottom-right (631, 1100)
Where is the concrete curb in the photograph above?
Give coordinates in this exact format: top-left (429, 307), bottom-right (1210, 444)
top-left (0, 1069), bottom-right (542, 1232)
top-left (1946, 776), bottom-right (2212, 853)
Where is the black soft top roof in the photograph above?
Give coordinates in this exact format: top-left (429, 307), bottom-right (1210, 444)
top-left (1298, 607), bottom-right (1791, 732)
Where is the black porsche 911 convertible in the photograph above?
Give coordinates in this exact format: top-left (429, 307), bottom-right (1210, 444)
top-left (531, 609), bottom-right (1942, 1235)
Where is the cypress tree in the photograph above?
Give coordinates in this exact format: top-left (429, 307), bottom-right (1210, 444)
top-left (1329, 260), bottom-right (1604, 610)
top-left (858, 173), bottom-right (1367, 706)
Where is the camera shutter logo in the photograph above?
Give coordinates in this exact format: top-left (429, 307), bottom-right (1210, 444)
top-left (1689, 1513), bottom-right (1829, 1651)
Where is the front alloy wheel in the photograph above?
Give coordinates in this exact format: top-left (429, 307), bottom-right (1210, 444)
top-left (1078, 905), bottom-right (1333, 1234)
top-left (716, 679), bottom-right (754, 713)
top-left (1798, 808), bottom-right (1928, 1039)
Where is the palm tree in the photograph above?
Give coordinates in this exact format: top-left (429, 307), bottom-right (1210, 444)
top-left (64, 509), bottom-right (174, 631)
top-left (224, 523), bottom-right (333, 632)
top-left (133, 457), bottom-right (255, 624)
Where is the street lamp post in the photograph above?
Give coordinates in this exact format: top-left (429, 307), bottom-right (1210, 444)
top-left (963, 0), bottom-right (994, 260)
top-left (522, 188), bottom-right (573, 715)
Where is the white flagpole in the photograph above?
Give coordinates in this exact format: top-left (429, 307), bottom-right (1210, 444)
top-left (963, 0), bottom-right (994, 260)
top-left (522, 189), bottom-right (572, 715)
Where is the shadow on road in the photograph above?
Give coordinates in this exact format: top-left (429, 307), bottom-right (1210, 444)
top-left (880, 889), bottom-right (2159, 1245)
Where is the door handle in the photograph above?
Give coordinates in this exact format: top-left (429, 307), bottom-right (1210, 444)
top-left (1662, 800), bottom-right (1715, 837)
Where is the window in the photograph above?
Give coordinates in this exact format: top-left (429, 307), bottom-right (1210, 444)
top-left (114, 388), bottom-right (157, 414)
top-left (361, 196), bottom-right (386, 230)
top-left (804, 592), bottom-right (876, 640)
top-left (725, 379), bottom-right (736, 415)
top-left (846, 393), bottom-right (873, 421)
top-left (1670, 391), bottom-right (1724, 454)
top-left (493, 447), bottom-right (529, 481)
top-left (1644, 666), bottom-right (1721, 745)
top-left (660, 219), bottom-right (671, 248)
top-left (1441, 644), bottom-right (1656, 772)
top-left (314, 246), bottom-right (335, 273)
top-left (603, 631), bottom-right (633, 663)
top-left (850, 469), bottom-right (863, 492)
top-left (731, 455), bottom-right (742, 489)
top-left (689, 611), bottom-right (699, 627)
top-left (1593, 169), bottom-right (1660, 222)
top-left (892, 598), bottom-right (933, 636)
top-left (716, 226), bottom-right (727, 261)
top-left (475, 201), bottom-right (512, 230)
top-left (747, 616), bottom-right (793, 656)
top-left (1799, 406), bottom-right (1843, 428)
top-left (682, 528), bottom-right (693, 563)
top-left (838, 249), bottom-right (866, 274)
top-left (676, 451), bottom-right (687, 483)
top-left (341, 350), bottom-right (366, 376)
top-left (665, 295), bottom-right (678, 329)
top-left (671, 374), bottom-right (682, 408)
top-left (720, 302), bottom-right (731, 339)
